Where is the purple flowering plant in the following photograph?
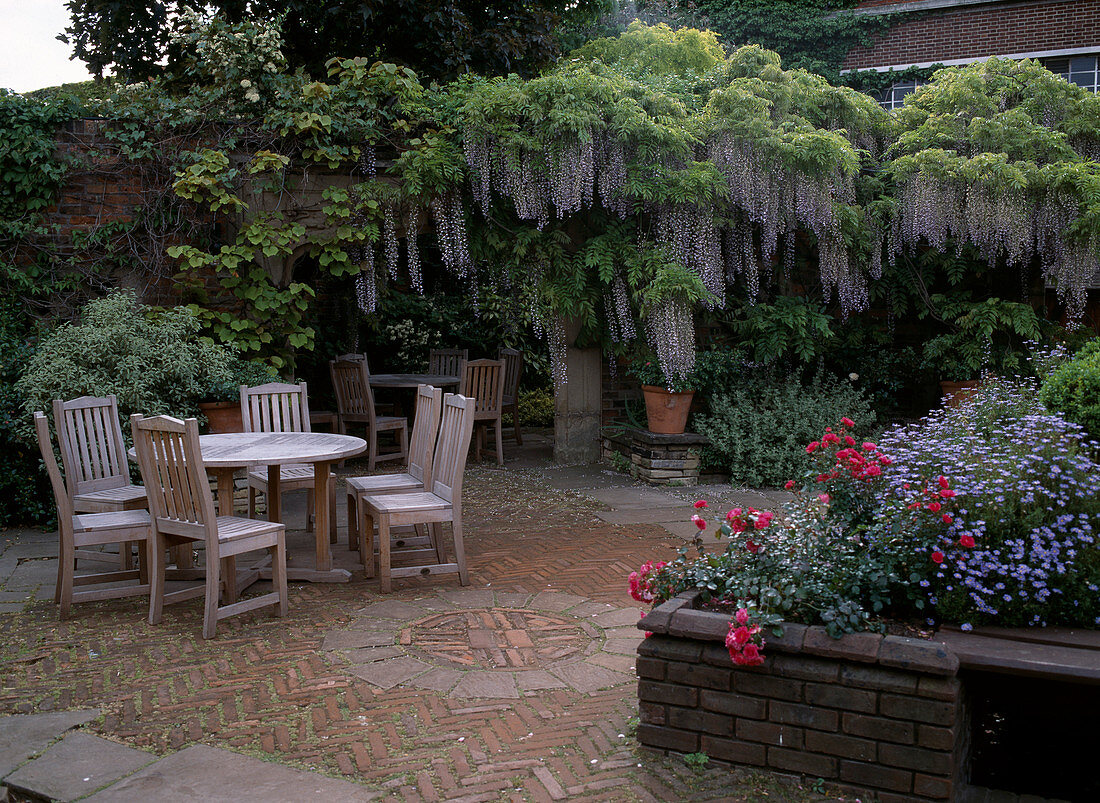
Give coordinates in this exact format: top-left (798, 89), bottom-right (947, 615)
top-left (873, 377), bottom-right (1100, 629)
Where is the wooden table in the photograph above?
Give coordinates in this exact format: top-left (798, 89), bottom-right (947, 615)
top-left (132, 432), bottom-right (366, 583)
top-left (368, 373), bottom-right (461, 389)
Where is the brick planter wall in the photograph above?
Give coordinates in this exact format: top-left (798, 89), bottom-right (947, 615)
top-left (637, 592), bottom-right (967, 802)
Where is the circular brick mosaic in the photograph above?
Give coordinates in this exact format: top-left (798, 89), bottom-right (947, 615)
top-left (320, 590), bottom-right (644, 698)
top-left (401, 608), bottom-right (596, 671)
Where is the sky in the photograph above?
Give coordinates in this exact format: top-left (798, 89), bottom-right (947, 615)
top-left (1, 0), bottom-right (94, 93)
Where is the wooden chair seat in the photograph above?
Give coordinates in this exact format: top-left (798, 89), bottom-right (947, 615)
top-left (363, 491), bottom-right (451, 515)
top-left (213, 516), bottom-right (285, 542)
top-left (72, 484), bottom-right (148, 512)
top-left (247, 464), bottom-right (314, 486)
top-left (347, 474), bottom-right (423, 495)
top-left (73, 509), bottom-right (152, 537)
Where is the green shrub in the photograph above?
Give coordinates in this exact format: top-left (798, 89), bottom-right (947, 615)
top-left (16, 290), bottom-right (268, 438)
top-left (0, 298), bottom-right (52, 526)
top-left (694, 372), bottom-right (875, 487)
top-left (1039, 339), bottom-right (1100, 436)
top-left (503, 388), bottom-right (554, 428)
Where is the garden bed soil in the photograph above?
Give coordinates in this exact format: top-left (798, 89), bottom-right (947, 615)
top-left (637, 591), bottom-right (1100, 802)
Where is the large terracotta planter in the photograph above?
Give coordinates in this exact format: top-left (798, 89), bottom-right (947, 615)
top-left (197, 401), bottom-right (243, 433)
top-left (642, 385), bottom-right (694, 434)
top-left (939, 380), bottom-right (981, 408)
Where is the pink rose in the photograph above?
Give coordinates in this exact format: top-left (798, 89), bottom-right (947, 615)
top-left (784, 480), bottom-right (795, 490)
top-left (818, 493), bottom-right (831, 504)
top-left (928, 502), bottom-right (942, 513)
top-left (806, 441), bottom-right (819, 453)
top-left (694, 499), bottom-right (708, 509)
top-left (862, 442), bottom-right (877, 451)
top-left (735, 608), bottom-right (750, 625)
top-left (691, 514), bottom-right (707, 531)
top-left (841, 417), bottom-right (855, 428)
top-left (939, 489), bottom-right (956, 498)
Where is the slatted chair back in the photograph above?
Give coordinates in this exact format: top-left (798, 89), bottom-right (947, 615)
top-left (429, 348), bottom-right (468, 378)
top-left (409, 384), bottom-right (444, 485)
top-left (499, 348), bottom-right (523, 402)
top-left (34, 413), bottom-right (75, 525)
top-left (131, 414), bottom-right (217, 543)
top-left (53, 396), bottom-right (130, 495)
top-left (240, 381), bottom-right (311, 434)
top-left (330, 358), bottom-right (377, 423)
top-left (460, 359), bottom-right (505, 418)
top-left (430, 394), bottom-right (476, 507)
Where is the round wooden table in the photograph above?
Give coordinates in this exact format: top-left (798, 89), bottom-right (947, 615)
top-left (133, 432), bottom-right (366, 583)
top-left (368, 373), bottom-right (461, 389)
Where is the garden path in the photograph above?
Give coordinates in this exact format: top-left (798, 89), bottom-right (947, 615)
top-left (0, 431), bottom-right (832, 803)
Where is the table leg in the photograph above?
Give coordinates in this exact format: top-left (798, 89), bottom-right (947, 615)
top-left (314, 460), bottom-right (332, 571)
top-left (214, 467), bottom-right (237, 603)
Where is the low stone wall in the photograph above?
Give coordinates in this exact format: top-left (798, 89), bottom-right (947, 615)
top-left (637, 593), bottom-right (967, 802)
top-left (601, 428), bottom-right (707, 486)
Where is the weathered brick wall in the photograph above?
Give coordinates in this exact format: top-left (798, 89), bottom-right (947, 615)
top-left (844, 0), bottom-right (1100, 70)
top-left (637, 594), bottom-right (967, 802)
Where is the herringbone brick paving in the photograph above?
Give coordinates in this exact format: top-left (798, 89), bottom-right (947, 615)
top-left (0, 467), bottom-right (843, 801)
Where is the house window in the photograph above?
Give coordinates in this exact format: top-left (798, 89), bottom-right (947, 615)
top-left (1042, 55), bottom-right (1100, 92)
top-left (875, 80), bottom-right (922, 110)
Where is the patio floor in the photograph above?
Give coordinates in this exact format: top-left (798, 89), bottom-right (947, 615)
top-left (0, 430), bottom-right (835, 802)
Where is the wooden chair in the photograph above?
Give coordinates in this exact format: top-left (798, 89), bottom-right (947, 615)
top-left (498, 348), bottom-right (524, 445)
top-left (460, 359), bottom-right (505, 465)
top-left (360, 393), bottom-right (476, 592)
top-left (34, 412), bottom-right (153, 620)
top-left (241, 381), bottom-right (319, 531)
top-left (428, 348), bottom-right (468, 378)
top-left (330, 358), bottom-right (408, 471)
top-left (53, 395), bottom-right (149, 570)
top-left (131, 414), bottom-right (288, 639)
top-left (345, 384), bottom-right (443, 570)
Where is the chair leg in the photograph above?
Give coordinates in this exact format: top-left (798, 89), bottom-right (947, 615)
top-left (54, 539), bottom-right (64, 605)
top-left (347, 492), bottom-right (359, 551)
top-left (58, 538), bottom-right (75, 619)
top-left (202, 551), bottom-right (221, 639)
top-left (121, 541), bottom-right (134, 571)
top-left (305, 490), bottom-right (314, 533)
top-left (451, 518), bottom-right (469, 586)
top-left (148, 535), bottom-right (165, 625)
top-left (362, 508), bottom-right (376, 578)
top-left (475, 424), bottom-right (483, 463)
top-left (494, 418), bottom-right (504, 466)
top-left (368, 428), bottom-right (379, 472)
top-left (398, 424), bottom-right (409, 462)
top-left (249, 488), bottom-right (257, 519)
top-left (378, 513), bottom-right (391, 593)
top-left (512, 402), bottom-right (523, 445)
top-left (430, 522), bottom-right (445, 564)
top-left (272, 533), bottom-right (288, 618)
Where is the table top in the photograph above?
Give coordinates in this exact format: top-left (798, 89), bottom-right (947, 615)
top-left (129, 432), bottom-right (367, 468)
top-left (368, 373), bottom-right (461, 389)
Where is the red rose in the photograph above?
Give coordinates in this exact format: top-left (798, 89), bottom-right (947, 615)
top-left (931, 551), bottom-right (944, 564)
top-left (943, 514), bottom-right (954, 525)
top-left (959, 534), bottom-right (974, 547)
top-left (928, 502), bottom-right (942, 513)
top-left (784, 480), bottom-right (795, 490)
top-left (841, 417), bottom-right (855, 428)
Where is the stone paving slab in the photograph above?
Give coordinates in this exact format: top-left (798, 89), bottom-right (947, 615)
top-left (0, 709), bottom-right (100, 777)
top-left (546, 661), bottom-right (630, 694)
top-left (534, 467), bottom-right (630, 491)
top-left (82, 744), bottom-right (379, 801)
top-left (595, 507), bottom-right (693, 525)
top-left (4, 731), bottom-right (154, 802)
top-left (585, 487), bottom-right (681, 510)
top-left (450, 671), bottom-right (519, 699)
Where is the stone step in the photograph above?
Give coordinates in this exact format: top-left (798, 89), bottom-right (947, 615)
top-left (3, 732), bottom-right (154, 802)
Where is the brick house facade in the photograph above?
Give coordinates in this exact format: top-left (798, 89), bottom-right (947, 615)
top-left (842, 0), bottom-right (1100, 106)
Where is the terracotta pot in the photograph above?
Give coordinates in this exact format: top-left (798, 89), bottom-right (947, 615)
top-left (197, 401), bottom-right (243, 433)
top-left (641, 385), bottom-right (694, 435)
top-left (939, 380), bottom-right (981, 408)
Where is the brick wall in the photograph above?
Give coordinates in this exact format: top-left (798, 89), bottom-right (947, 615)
top-left (637, 593), bottom-right (968, 802)
top-left (844, 0), bottom-right (1100, 70)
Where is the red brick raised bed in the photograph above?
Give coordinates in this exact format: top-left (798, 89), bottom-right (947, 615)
top-left (636, 592), bottom-right (967, 802)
